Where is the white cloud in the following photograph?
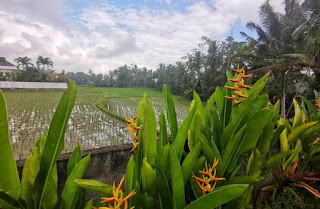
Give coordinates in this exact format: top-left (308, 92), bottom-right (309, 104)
top-left (0, 0), bottom-right (285, 73)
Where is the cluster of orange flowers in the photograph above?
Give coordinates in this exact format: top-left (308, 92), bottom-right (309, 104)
top-left (95, 176), bottom-right (136, 209)
top-left (192, 158), bottom-right (225, 195)
top-left (224, 66), bottom-right (252, 107)
top-left (316, 96), bottom-right (320, 112)
top-left (125, 116), bottom-right (142, 152)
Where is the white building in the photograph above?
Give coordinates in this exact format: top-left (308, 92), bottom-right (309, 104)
top-left (0, 57), bottom-right (19, 73)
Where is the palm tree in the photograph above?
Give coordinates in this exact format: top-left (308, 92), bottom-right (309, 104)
top-left (14, 57), bottom-right (33, 70)
top-left (37, 56), bottom-right (53, 70)
top-left (286, 0), bottom-right (320, 89)
top-left (240, 0), bottom-right (305, 117)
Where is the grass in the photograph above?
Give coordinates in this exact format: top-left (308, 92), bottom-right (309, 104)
top-left (78, 87), bottom-right (164, 98)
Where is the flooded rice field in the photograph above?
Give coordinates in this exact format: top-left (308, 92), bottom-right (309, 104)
top-left (3, 90), bottom-right (190, 160)
top-left (105, 97), bottom-right (190, 126)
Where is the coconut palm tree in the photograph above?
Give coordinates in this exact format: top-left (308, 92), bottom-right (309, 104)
top-left (37, 56), bottom-right (53, 70)
top-left (286, 0), bottom-right (320, 89)
top-left (240, 0), bottom-right (306, 117)
top-left (14, 56), bottom-right (33, 70)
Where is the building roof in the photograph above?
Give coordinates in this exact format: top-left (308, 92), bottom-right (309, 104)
top-left (0, 57), bottom-right (16, 67)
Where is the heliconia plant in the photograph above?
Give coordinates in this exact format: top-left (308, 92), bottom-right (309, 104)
top-left (255, 97), bottom-right (320, 208)
top-left (0, 83), bottom-right (92, 209)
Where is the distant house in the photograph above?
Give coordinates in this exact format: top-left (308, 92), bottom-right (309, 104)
top-left (0, 57), bottom-right (19, 73)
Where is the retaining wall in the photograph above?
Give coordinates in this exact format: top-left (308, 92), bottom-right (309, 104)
top-left (16, 144), bottom-right (132, 205)
top-left (0, 81), bottom-right (67, 89)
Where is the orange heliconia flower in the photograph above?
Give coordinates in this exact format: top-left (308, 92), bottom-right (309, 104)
top-left (225, 66), bottom-right (252, 107)
top-left (125, 116), bottom-right (142, 152)
top-left (309, 137), bottom-right (320, 145)
top-left (98, 176), bottom-right (136, 209)
top-left (315, 96), bottom-right (320, 112)
top-left (192, 158), bottom-right (225, 195)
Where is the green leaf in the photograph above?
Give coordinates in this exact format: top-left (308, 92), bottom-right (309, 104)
top-left (125, 155), bottom-right (135, 208)
top-left (67, 146), bottom-right (82, 177)
top-left (156, 143), bottom-right (171, 181)
top-left (208, 105), bottom-right (222, 148)
top-left (215, 87), bottom-right (224, 114)
top-left (229, 176), bottom-right (263, 185)
top-left (170, 147), bottom-right (185, 209)
top-left (265, 150), bottom-right (294, 168)
top-left (0, 191), bottom-right (24, 209)
top-left (173, 106), bottom-right (196, 160)
top-left (193, 91), bottom-right (205, 114)
top-left (20, 146), bottom-right (40, 208)
top-left (74, 179), bottom-right (112, 195)
top-left (199, 134), bottom-right (218, 166)
top-left (239, 109), bottom-right (275, 155)
top-left (163, 85), bottom-right (178, 142)
top-left (61, 154), bottom-right (91, 209)
top-left (137, 93), bottom-right (147, 120)
top-left (84, 199), bottom-right (93, 209)
top-left (0, 90), bottom-right (20, 200)
top-left (287, 121), bottom-right (318, 142)
top-left (141, 100), bottom-right (157, 166)
top-left (33, 82), bottom-right (77, 207)
top-left (300, 96), bottom-right (318, 116)
top-left (270, 125), bottom-right (285, 148)
top-left (292, 99), bottom-right (302, 129)
top-left (188, 106), bottom-right (197, 150)
top-left (43, 164), bottom-right (58, 209)
top-left (283, 139), bottom-right (302, 172)
top-left (229, 162), bottom-right (243, 182)
top-left (258, 122), bottom-right (274, 157)
top-left (220, 125), bottom-right (246, 177)
top-left (125, 155), bottom-right (134, 196)
top-left (155, 165), bottom-right (173, 209)
top-left (141, 158), bottom-right (156, 195)
top-left (140, 193), bottom-right (155, 209)
top-left (159, 111), bottom-right (168, 152)
top-left (184, 184), bottom-right (249, 209)
top-left (181, 144), bottom-right (201, 184)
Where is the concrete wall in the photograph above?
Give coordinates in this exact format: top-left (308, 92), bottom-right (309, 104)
top-left (16, 144), bottom-right (132, 205)
top-left (0, 81), bottom-right (67, 89)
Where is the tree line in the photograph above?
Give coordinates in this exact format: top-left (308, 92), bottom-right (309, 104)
top-left (69, 0), bottom-right (320, 112)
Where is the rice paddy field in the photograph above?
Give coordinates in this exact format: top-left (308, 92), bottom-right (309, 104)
top-left (2, 87), bottom-right (190, 160)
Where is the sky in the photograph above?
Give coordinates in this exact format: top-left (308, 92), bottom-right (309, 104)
top-left (0, 0), bottom-right (284, 73)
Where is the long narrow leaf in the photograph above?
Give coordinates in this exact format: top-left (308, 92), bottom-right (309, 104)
top-left (0, 90), bottom-right (20, 200)
top-left (142, 100), bottom-right (157, 166)
top-left (159, 111), bottom-right (168, 153)
top-left (173, 106), bottom-right (196, 160)
top-left (155, 165), bottom-right (173, 209)
top-left (181, 144), bottom-right (201, 184)
top-left (61, 154), bottom-right (91, 209)
top-left (163, 85), bottom-right (178, 142)
top-left (67, 146), bottom-right (82, 177)
top-left (184, 184), bottom-right (249, 209)
top-left (74, 179), bottom-right (112, 195)
top-left (170, 148), bottom-right (185, 209)
top-left (33, 82), bottom-right (77, 207)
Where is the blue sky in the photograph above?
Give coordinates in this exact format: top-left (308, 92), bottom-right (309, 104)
top-left (0, 0), bottom-right (283, 73)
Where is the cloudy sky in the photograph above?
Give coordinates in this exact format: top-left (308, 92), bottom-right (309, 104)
top-left (0, 0), bottom-right (283, 73)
